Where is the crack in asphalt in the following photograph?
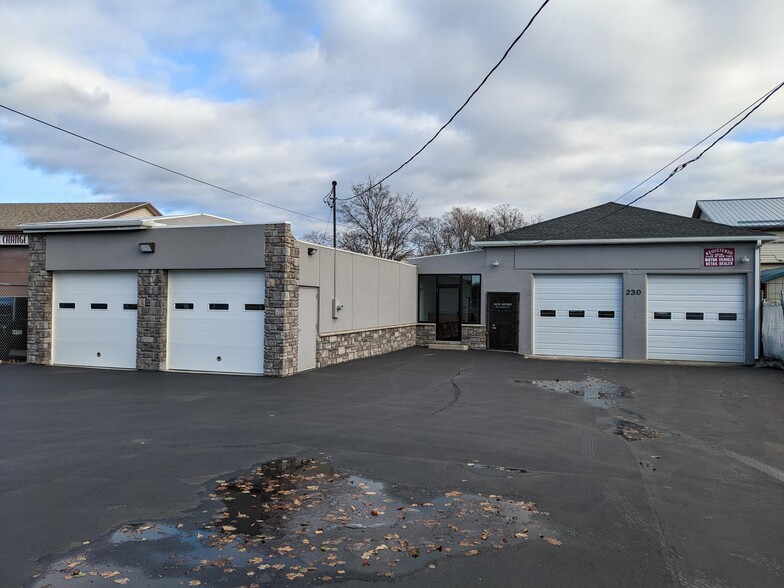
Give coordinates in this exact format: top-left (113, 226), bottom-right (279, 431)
top-left (431, 370), bottom-right (463, 415)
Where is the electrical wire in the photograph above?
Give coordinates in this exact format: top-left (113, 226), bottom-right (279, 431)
top-left (525, 79), bottom-right (784, 246)
top-left (0, 103), bottom-right (332, 224)
top-left (337, 0), bottom-right (552, 201)
top-left (613, 79), bottom-right (784, 205)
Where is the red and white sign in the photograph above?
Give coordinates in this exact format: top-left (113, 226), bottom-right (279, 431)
top-left (0, 233), bottom-right (28, 246)
top-left (704, 247), bottom-right (735, 267)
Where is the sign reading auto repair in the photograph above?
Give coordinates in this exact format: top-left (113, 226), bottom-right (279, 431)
top-left (704, 247), bottom-right (735, 267)
top-left (1, 233), bottom-right (28, 246)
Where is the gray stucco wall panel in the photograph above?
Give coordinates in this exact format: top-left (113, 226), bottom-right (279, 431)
top-left (297, 242), bottom-right (417, 335)
top-left (378, 263), bottom-right (401, 326)
top-left (352, 254), bottom-right (379, 330)
top-left (45, 225), bottom-right (266, 271)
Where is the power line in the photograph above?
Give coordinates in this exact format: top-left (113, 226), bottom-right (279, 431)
top-left (614, 79), bottom-right (784, 205)
top-left (0, 103), bottom-right (332, 225)
top-left (337, 0), bottom-right (552, 201)
top-left (528, 79), bottom-right (784, 246)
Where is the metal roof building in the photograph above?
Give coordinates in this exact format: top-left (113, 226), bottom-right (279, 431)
top-left (693, 197), bottom-right (784, 229)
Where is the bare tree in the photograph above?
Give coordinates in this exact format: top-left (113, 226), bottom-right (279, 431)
top-left (439, 206), bottom-right (489, 252)
top-left (487, 204), bottom-right (542, 235)
top-left (412, 216), bottom-right (450, 256)
top-left (300, 230), bottom-right (332, 246)
top-left (337, 178), bottom-right (420, 261)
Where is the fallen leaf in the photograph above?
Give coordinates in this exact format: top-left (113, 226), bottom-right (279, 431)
top-left (113, 579), bottom-right (130, 585)
top-left (465, 549), bottom-right (479, 556)
top-left (542, 536), bottom-right (563, 546)
top-left (187, 581), bottom-right (201, 587)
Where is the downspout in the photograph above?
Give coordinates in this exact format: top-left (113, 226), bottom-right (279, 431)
top-left (754, 239), bottom-right (762, 360)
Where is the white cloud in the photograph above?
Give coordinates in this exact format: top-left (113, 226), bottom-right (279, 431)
top-left (0, 0), bottom-right (782, 233)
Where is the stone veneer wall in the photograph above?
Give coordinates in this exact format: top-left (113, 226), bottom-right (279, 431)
top-left (461, 324), bottom-right (487, 350)
top-left (27, 235), bottom-right (52, 364)
top-left (137, 269), bottom-right (168, 371)
top-left (264, 223), bottom-right (299, 377)
top-left (415, 323), bottom-right (487, 350)
top-left (416, 323), bottom-right (436, 346)
top-left (317, 324), bottom-right (417, 368)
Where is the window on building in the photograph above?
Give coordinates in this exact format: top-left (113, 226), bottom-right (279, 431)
top-left (418, 274), bottom-right (482, 323)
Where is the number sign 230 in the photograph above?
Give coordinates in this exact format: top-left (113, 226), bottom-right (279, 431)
top-left (625, 289), bottom-right (642, 295)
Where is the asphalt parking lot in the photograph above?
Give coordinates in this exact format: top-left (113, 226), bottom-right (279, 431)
top-left (1, 348), bottom-right (783, 587)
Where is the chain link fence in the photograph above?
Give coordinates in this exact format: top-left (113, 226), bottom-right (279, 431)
top-left (0, 283), bottom-right (27, 361)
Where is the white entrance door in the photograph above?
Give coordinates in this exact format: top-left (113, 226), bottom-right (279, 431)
top-left (298, 287), bottom-right (318, 372)
top-left (167, 270), bottom-right (265, 374)
top-left (647, 274), bottom-right (746, 362)
top-left (534, 274), bottom-right (623, 358)
top-left (52, 271), bottom-right (138, 368)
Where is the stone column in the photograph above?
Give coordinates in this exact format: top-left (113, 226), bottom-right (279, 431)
top-left (27, 234), bottom-right (52, 364)
top-left (137, 269), bottom-right (168, 371)
top-left (263, 223), bottom-right (299, 376)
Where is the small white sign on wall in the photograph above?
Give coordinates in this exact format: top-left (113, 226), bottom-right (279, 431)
top-left (0, 233), bottom-right (28, 246)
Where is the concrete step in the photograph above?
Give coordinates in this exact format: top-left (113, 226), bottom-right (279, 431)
top-left (428, 343), bottom-right (469, 351)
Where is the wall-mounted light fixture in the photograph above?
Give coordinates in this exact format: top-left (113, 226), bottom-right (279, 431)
top-left (740, 256), bottom-right (750, 263)
top-left (491, 260), bottom-right (500, 268)
top-left (308, 247), bottom-right (318, 256)
top-left (139, 242), bottom-right (155, 254)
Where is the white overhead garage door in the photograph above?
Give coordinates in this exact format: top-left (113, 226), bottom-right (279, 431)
top-left (167, 270), bottom-right (265, 374)
top-left (647, 275), bottom-right (746, 363)
top-left (534, 274), bottom-right (622, 358)
top-left (52, 271), bottom-right (138, 369)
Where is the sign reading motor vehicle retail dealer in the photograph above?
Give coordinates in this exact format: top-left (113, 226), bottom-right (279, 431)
top-left (0, 233), bottom-right (28, 246)
top-left (704, 247), bottom-right (735, 267)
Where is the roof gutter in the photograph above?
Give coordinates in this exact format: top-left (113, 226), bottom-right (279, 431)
top-left (473, 235), bottom-right (777, 247)
top-left (19, 218), bottom-right (161, 233)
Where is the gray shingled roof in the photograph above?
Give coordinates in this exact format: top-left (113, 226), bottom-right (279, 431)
top-left (477, 202), bottom-right (771, 244)
top-left (0, 202), bottom-right (160, 231)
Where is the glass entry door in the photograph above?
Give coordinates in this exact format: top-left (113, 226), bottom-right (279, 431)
top-left (436, 285), bottom-right (461, 341)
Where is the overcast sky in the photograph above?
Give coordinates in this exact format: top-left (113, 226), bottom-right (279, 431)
top-left (0, 0), bottom-right (782, 235)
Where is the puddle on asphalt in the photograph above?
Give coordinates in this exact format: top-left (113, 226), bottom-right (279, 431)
top-left (526, 377), bottom-right (632, 408)
top-left (31, 457), bottom-right (560, 586)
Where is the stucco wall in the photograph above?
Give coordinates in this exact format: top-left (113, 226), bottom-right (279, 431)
top-left (298, 242), bottom-right (417, 335)
top-left (44, 224), bottom-right (266, 271)
top-left (411, 242), bottom-right (759, 363)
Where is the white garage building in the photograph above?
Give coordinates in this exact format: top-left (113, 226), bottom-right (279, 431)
top-left (412, 203), bottom-right (774, 364)
top-left (24, 218), bottom-right (416, 376)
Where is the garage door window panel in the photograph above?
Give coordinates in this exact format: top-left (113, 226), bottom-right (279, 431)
top-left (168, 270), bottom-right (265, 374)
top-left (52, 271), bottom-right (137, 369)
top-left (647, 275), bottom-right (745, 362)
top-left (534, 275), bottom-right (622, 359)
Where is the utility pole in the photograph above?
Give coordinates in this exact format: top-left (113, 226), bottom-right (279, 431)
top-left (332, 180), bottom-right (337, 250)
top-left (328, 181), bottom-right (339, 318)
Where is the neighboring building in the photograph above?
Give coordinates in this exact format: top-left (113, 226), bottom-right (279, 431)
top-left (21, 219), bottom-right (416, 376)
top-left (411, 203), bottom-right (775, 364)
top-left (0, 202), bottom-right (162, 359)
top-left (693, 197), bottom-right (784, 301)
